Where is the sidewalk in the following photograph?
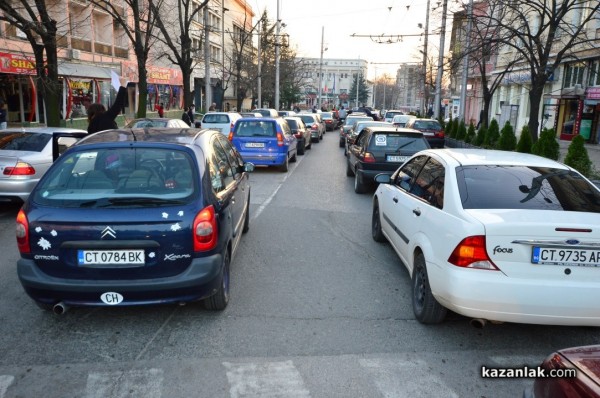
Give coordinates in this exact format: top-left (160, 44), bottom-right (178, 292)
top-left (558, 140), bottom-right (600, 172)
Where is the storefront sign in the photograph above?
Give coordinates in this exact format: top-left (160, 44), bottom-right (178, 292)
top-left (121, 61), bottom-right (183, 85)
top-left (586, 87), bottom-right (600, 100)
top-left (0, 52), bottom-right (36, 74)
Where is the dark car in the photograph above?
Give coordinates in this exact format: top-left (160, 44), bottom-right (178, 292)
top-left (16, 128), bottom-right (254, 314)
top-left (405, 118), bottom-right (445, 148)
top-left (340, 115), bottom-right (374, 147)
top-left (284, 116), bottom-right (311, 155)
top-left (320, 112), bottom-right (339, 131)
top-left (298, 113), bottom-right (324, 142)
top-left (525, 345), bottom-right (600, 398)
top-left (346, 127), bottom-right (430, 193)
top-left (344, 121), bottom-right (393, 156)
top-left (356, 107), bottom-right (380, 121)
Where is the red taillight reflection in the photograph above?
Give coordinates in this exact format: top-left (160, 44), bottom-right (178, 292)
top-left (448, 235), bottom-right (498, 270)
top-left (228, 132), bottom-right (234, 141)
top-left (16, 209), bottom-right (30, 253)
top-left (193, 205), bottom-right (218, 251)
top-left (4, 161), bottom-right (35, 176)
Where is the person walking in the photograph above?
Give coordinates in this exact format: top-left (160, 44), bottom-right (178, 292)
top-left (208, 102), bottom-right (216, 112)
top-left (187, 105), bottom-right (195, 125)
top-left (0, 100), bottom-right (7, 130)
top-left (155, 102), bottom-right (164, 118)
top-left (181, 108), bottom-right (191, 126)
top-left (87, 76), bottom-right (128, 134)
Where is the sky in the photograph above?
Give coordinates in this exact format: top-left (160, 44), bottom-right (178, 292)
top-left (250, 0), bottom-right (449, 80)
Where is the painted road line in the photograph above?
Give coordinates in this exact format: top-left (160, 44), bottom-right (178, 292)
top-left (85, 368), bottom-right (163, 398)
top-left (0, 375), bottom-right (14, 398)
top-left (224, 360), bottom-right (310, 398)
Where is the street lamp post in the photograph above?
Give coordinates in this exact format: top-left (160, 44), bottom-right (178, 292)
top-left (421, 0), bottom-right (430, 117)
top-left (318, 26), bottom-right (325, 110)
top-left (274, 0), bottom-right (280, 110)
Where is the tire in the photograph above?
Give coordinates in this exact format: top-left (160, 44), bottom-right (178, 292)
top-left (307, 139), bottom-right (312, 150)
top-left (354, 169), bottom-right (366, 193)
top-left (242, 192), bottom-right (250, 234)
top-left (319, 131), bottom-right (323, 140)
top-left (339, 138), bottom-right (345, 148)
top-left (412, 253), bottom-right (447, 324)
top-left (280, 155), bottom-right (289, 172)
top-left (290, 151), bottom-right (297, 163)
top-left (297, 139), bottom-right (305, 155)
top-left (203, 249), bottom-right (230, 311)
top-left (346, 158), bottom-right (354, 177)
top-left (371, 200), bottom-right (386, 243)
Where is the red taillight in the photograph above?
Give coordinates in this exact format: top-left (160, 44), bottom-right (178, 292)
top-left (361, 152), bottom-right (376, 163)
top-left (448, 235), bottom-right (498, 270)
top-left (4, 161), bottom-right (35, 176)
top-left (312, 123), bottom-right (318, 130)
top-left (435, 129), bottom-right (445, 138)
top-left (277, 132), bottom-right (284, 146)
top-left (16, 209), bottom-right (30, 254)
top-left (193, 205), bottom-right (218, 251)
top-left (228, 132), bottom-right (233, 141)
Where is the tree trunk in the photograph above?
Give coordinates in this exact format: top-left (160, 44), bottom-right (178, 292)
top-left (136, 54), bottom-right (148, 118)
top-left (528, 80), bottom-right (544, 142)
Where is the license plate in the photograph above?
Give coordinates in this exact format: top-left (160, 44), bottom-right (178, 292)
top-left (245, 142), bottom-right (265, 148)
top-left (423, 132), bottom-right (434, 136)
top-left (532, 247), bottom-right (600, 266)
top-left (386, 155), bottom-right (408, 162)
top-left (78, 250), bottom-right (145, 265)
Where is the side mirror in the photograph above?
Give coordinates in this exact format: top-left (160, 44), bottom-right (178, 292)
top-left (374, 173), bottom-right (391, 184)
top-left (244, 162), bottom-right (255, 172)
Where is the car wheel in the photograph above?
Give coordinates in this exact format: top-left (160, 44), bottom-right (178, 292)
top-left (346, 158), bottom-right (354, 177)
top-left (242, 192), bottom-right (250, 234)
top-left (339, 138), bottom-right (345, 148)
top-left (372, 200), bottom-right (386, 243)
top-left (203, 248), bottom-right (230, 311)
top-left (297, 139), bottom-right (305, 155)
top-left (290, 151), bottom-right (297, 163)
top-left (354, 170), bottom-right (366, 193)
top-left (307, 139), bottom-right (312, 149)
top-left (280, 155), bottom-right (289, 172)
top-left (412, 253), bottom-right (447, 324)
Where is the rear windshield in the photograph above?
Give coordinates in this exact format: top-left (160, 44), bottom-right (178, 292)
top-left (127, 120), bottom-right (168, 128)
top-left (286, 119), bottom-right (299, 129)
top-left (385, 112), bottom-right (403, 118)
top-left (234, 120), bottom-right (276, 137)
top-left (347, 117), bottom-right (372, 126)
top-left (203, 114), bottom-right (230, 123)
top-left (413, 120), bottom-right (441, 130)
top-left (32, 148), bottom-right (196, 208)
top-left (368, 134), bottom-right (429, 152)
top-left (0, 132), bottom-right (51, 152)
top-left (321, 112), bottom-right (333, 118)
top-left (299, 115), bottom-right (315, 124)
top-left (256, 109), bottom-right (273, 117)
top-left (457, 165), bottom-right (600, 211)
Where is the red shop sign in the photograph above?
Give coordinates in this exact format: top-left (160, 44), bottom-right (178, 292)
top-left (0, 52), bottom-right (36, 74)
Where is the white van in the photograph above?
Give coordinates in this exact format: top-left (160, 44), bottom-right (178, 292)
top-left (200, 112), bottom-right (242, 135)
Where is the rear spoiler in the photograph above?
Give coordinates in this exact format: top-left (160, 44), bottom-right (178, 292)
top-left (52, 132), bottom-right (88, 161)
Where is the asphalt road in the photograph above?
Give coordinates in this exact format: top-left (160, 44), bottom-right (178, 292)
top-left (0, 130), bottom-right (599, 398)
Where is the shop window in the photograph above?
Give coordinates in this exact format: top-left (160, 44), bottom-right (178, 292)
top-left (70, 80), bottom-right (94, 118)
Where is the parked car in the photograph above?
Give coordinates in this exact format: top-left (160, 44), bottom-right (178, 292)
top-left (320, 112), bottom-right (339, 131)
top-left (298, 114), bottom-right (324, 142)
top-left (278, 110), bottom-right (297, 117)
top-left (346, 127), bottom-right (430, 193)
top-left (200, 112), bottom-right (242, 135)
top-left (124, 118), bottom-right (190, 128)
top-left (340, 115), bottom-right (374, 147)
top-left (384, 110), bottom-right (404, 123)
top-left (525, 344), bottom-right (600, 398)
top-left (0, 127), bottom-right (87, 204)
top-left (372, 148), bottom-right (600, 325)
top-left (392, 114), bottom-right (416, 128)
top-left (356, 107), bottom-right (380, 121)
top-left (404, 118), bottom-right (445, 148)
top-left (254, 108), bottom-right (279, 118)
top-left (16, 127), bottom-right (254, 313)
top-left (344, 121), bottom-right (393, 155)
top-left (284, 116), bottom-right (311, 155)
top-left (240, 112), bottom-right (262, 118)
top-left (229, 117), bottom-right (297, 172)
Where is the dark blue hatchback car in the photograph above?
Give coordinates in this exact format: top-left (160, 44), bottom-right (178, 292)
top-left (16, 128), bottom-right (254, 313)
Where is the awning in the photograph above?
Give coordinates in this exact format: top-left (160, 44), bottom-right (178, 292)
top-left (58, 62), bottom-right (117, 79)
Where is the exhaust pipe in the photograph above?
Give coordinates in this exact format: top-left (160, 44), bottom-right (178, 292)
top-left (52, 302), bottom-right (69, 315)
top-left (470, 318), bottom-right (487, 328)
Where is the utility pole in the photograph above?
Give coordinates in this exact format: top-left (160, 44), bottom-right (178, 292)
top-left (318, 26), bottom-right (324, 110)
top-left (421, 0), bottom-right (430, 117)
top-left (222, 2), bottom-right (228, 110)
top-left (433, 0), bottom-right (448, 119)
top-left (459, 0), bottom-right (473, 121)
top-left (204, 6), bottom-right (211, 110)
top-left (257, 17), bottom-right (261, 109)
top-left (274, 0), bottom-right (280, 110)
top-left (356, 61), bottom-right (360, 108)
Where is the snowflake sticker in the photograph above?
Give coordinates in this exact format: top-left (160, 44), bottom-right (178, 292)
top-left (177, 211), bottom-right (184, 216)
top-left (50, 230), bottom-right (58, 237)
top-left (37, 237), bottom-right (52, 251)
top-left (148, 252), bottom-right (156, 258)
top-left (162, 212), bottom-right (169, 219)
top-left (35, 227), bottom-right (42, 233)
top-left (170, 223), bottom-right (181, 232)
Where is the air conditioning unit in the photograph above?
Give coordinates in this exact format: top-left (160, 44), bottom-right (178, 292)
top-left (69, 49), bottom-right (81, 60)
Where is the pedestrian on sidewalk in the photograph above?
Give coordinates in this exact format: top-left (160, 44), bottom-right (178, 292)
top-left (0, 100), bottom-right (7, 130)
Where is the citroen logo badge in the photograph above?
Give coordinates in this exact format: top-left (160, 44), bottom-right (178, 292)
top-left (101, 226), bottom-right (116, 239)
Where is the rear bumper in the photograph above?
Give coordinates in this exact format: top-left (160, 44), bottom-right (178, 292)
top-left (17, 254), bottom-right (223, 307)
top-left (0, 179), bottom-right (39, 203)
top-left (426, 137), bottom-right (445, 148)
top-left (238, 151), bottom-right (287, 166)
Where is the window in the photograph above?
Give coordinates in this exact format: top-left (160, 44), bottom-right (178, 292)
top-left (563, 63), bottom-right (585, 88)
top-left (589, 60), bottom-right (600, 86)
top-left (210, 138), bottom-right (234, 192)
top-left (410, 158), bottom-right (445, 209)
top-left (215, 135), bottom-right (243, 179)
top-left (394, 156), bottom-right (428, 191)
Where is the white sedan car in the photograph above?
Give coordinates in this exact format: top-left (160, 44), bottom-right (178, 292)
top-left (372, 148), bottom-right (600, 326)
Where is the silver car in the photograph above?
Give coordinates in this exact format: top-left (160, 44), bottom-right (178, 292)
top-left (124, 118), bottom-right (191, 128)
top-left (0, 127), bottom-right (86, 203)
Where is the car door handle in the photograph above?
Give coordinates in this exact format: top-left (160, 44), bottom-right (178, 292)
top-left (393, 197), bottom-right (398, 203)
top-left (413, 208), bottom-right (421, 216)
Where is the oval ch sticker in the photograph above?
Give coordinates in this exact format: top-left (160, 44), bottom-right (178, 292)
top-left (375, 135), bottom-right (387, 146)
top-left (100, 292), bottom-right (124, 305)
